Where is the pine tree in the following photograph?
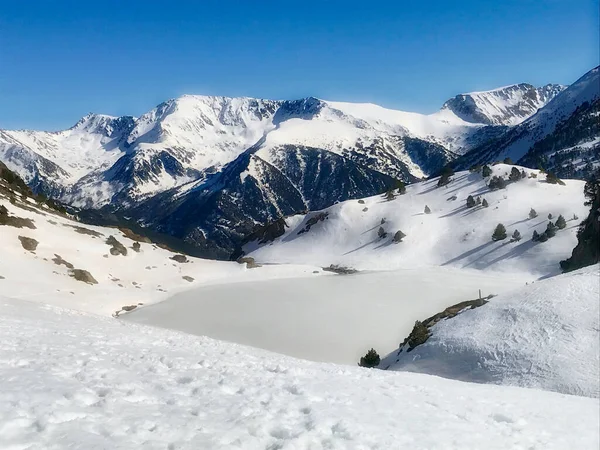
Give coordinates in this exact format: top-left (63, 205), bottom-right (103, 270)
top-left (503, 157), bottom-right (513, 164)
top-left (511, 229), bottom-right (521, 242)
top-left (384, 190), bottom-right (395, 201)
top-left (548, 213), bottom-right (553, 220)
top-left (396, 181), bottom-right (406, 195)
top-left (492, 223), bottom-right (507, 241)
top-left (556, 214), bottom-right (566, 229)
top-left (476, 196), bottom-right (482, 205)
top-left (437, 166), bottom-right (454, 187)
top-left (424, 205), bottom-right (431, 214)
top-left (509, 167), bottom-right (521, 182)
top-left (358, 348), bottom-right (381, 368)
top-left (466, 195), bottom-right (476, 208)
top-left (572, 213), bottom-right (579, 221)
top-left (529, 208), bottom-right (538, 219)
top-left (532, 230), bottom-right (540, 241)
top-left (488, 176), bottom-right (506, 190)
top-left (378, 226), bottom-right (387, 238)
top-left (482, 198), bottom-right (489, 208)
top-left (482, 165), bottom-right (493, 178)
top-left (546, 221), bottom-right (557, 238)
top-left (521, 169), bottom-right (527, 179)
top-left (392, 230), bottom-right (406, 243)
top-left (538, 232), bottom-right (549, 242)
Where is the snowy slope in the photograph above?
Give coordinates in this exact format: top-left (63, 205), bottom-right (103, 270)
top-left (1, 294), bottom-right (599, 450)
top-left (382, 265), bottom-right (600, 398)
top-left (0, 186), bottom-right (322, 316)
top-left (245, 165), bottom-right (588, 277)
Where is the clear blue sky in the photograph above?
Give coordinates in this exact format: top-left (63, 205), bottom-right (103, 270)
top-left (1, 0), bottom-right (598, 130)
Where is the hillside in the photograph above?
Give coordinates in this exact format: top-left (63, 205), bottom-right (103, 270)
top-left (245, 164), bottom-right (587, 277)
top-left (0, 178), bottom-right (322, 316)
top-left (1, 294), bottom-right (599, 449)
top-left (381, 265), bottom-right (600, 398)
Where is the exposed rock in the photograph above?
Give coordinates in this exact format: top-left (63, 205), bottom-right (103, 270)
top-left (182, 275), bottom-right (195, 282)
top-left (106, 235), bottom-right (127, 256)
top-left (237, 256), bottom-right (261, 268)
top-left (298, 212), bottom-right (329, 235)
top-left (18, 236), bottom-right (38, 251)
top-left (0, 206), bottom-right (36, 229)
top-left (52, 254), bottom-right (74, 269)
top-left (69, 269), bottom-right (98, 285)
top-left (64, 224), bottom-right (103, 237)
top-left (170, 254), bottom-right (188, 263)
top-left (322, 264), bottom-right (358, 275)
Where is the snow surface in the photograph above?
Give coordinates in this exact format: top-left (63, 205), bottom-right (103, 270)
top-left (125, 267), bottom-right (529, 364)
top-left (1, 294), bottom-right (599, 450)
top-left (246, 165), bottom-right (587, 277)
top-left (383, 265), bottom-right (600, 397)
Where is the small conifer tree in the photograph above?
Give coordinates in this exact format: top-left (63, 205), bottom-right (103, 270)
top-left (546, 221), bottom-right (557, 238)
top-left (384, 190), bottom-right (395, 201)
top-left (424, 205), bottom-right (431, 214)
top-left (511, 229), bottom-right (521, 242)
top-left (492, 223), bottom-right (507, 241)
top-left (466, 195), bottom-right (476, 208)
top-left (548, 213), bottom-right (553, 220)
top-left (482, 165), bottom-right (493, 178)
top-left (378, 226), bottom-right (386, 238)
top-left (555, 215), bottom-right (566, 229)
top-left (482, 198), bottom-right (489, 208)
top-left (358, 348), bottom-right (381, 368)
top-left (393, 230), bottom-right (406, 243)
top-left (529, 208), bottom-right (538, 219)
top-left (509, 167), bottom-right (521, 182)
top-left (532, 230), bottom-right (540, 241)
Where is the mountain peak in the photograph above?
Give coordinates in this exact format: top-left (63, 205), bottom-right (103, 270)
top-left (442, 83), bottom-right (565, 126)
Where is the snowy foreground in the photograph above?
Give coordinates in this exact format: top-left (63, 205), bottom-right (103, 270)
top-left (1, 295), bottom-right (599, 450)
top-left (383, 265), bottom-right (600, 398)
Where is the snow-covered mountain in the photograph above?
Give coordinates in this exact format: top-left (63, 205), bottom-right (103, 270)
top-left (0, 82), bottom-right (563, 208)
top-left (0, 74), bottom-right (580, 259)
top-left (442, 83), bottom-right (565, 126)
top-left (455, 66), bottom-right (600, 173)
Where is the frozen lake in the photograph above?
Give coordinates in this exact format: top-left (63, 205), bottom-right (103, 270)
top-left (125, 267), bottom-right (530, 364)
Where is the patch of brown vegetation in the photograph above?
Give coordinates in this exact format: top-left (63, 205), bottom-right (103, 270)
top-left (119, 227), bottom-right (152, 243)
top-left (237, 256), bottom-right (261, 268)
top-left (18, 236), bottom-right (38, 251)
top-left (0, 205), bottom-right (36, 229)
top-left (397, 297), bottom-right (491, 354)
top-left (64, 224), bottom-right (104, 238)
top-left (106, 235), bottom-right (127, 256)
top-left (170, 254), bottom-right (188, 263)
top-left (69, 269), bottom-right (98, 285)
top-left (52, 254), bottom-right (74, 269)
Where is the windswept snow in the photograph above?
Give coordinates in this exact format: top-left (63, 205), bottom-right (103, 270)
top-left (246, 165), bottom-right (587, 277)
top-left (1, 295), bottom-right (598, 450)
top-left (383, 265), bottom-right (600, 398)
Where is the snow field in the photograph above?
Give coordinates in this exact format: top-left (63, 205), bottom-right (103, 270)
top-left (1, 295), bottom-right (598, 450)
